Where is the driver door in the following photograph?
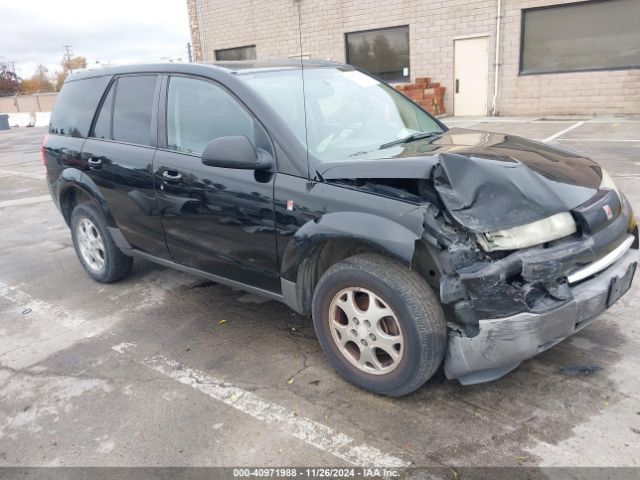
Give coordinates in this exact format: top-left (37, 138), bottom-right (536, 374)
top-left (154, 74), bottom-right (279, 293)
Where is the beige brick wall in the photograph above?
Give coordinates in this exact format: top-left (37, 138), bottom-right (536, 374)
top-left (190, 0), bottom-right (640, 116)
top-left (498, 0), bottom-right (640, 115)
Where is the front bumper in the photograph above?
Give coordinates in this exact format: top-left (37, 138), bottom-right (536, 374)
top-left (444, 246), bottom-right (639, 385)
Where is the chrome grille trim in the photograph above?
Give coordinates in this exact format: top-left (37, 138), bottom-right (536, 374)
top-left (567, 234), bottom-right (635, 284)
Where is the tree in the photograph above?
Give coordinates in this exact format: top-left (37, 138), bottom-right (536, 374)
top-left (20, 64), bottom-right (55, 94)
top-left (0, 63), bottom-right (21, 96)
top-left (55, 56), bottom-right (87, 90)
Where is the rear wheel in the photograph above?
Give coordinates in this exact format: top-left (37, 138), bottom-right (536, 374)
top-left (312, 254), bottom-right (447, 396)
top-left (70, 203), bottom-right (133, 283)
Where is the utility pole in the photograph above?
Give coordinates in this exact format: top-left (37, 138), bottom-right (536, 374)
top-left (187, 43), bottom-right (193, 63)
top-left (62, 45), bottom-right (73, 72)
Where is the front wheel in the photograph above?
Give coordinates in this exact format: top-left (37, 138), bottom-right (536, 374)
top-left (312, 254), bottom-right (447, 396)
top-left (70, 203), bottom-right (133, 283)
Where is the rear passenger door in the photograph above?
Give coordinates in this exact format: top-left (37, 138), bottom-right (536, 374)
top-left (154, 75), bottom-right (279, 292)
top-left (82, 74), bottom-right (170, 259)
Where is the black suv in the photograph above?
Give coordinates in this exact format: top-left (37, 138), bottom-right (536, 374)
top-left (44, 61), bottom-right (638, 396)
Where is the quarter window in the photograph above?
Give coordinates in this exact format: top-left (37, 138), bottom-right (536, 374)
top-left (50, 76), bottom-right (110, 137)
top-left (166, 76), bottom-right (255, 155)
top-left (111, 75), bottom-right (158, 146)
top-left (346, 26), bottom-right (410, 82)
top-left (520, 0), bottom-right (640, 75)
top-left (215, 45), bottom-right (257, 61)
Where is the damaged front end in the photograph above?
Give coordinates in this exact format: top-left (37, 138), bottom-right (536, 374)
top-left (320, 129), bottom-right (640, 385)
top-left (433, 193), bottom-right (638, 385)
top-left (429, 150), bottom-right (640, 385)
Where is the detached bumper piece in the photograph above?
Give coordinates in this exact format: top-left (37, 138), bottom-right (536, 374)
top-left (445, 246), bottom-right (638, 385)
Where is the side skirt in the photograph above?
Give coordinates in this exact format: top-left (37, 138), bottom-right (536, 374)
top-left (108, 226), bottom-right (304, 313)
top-left (130, 249), bottom-right (284, 303)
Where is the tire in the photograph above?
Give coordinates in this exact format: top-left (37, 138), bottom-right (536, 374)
top-left (312, 254), bottom-right (447, 397)
top-left (70, 203), bottom-right (133, 283)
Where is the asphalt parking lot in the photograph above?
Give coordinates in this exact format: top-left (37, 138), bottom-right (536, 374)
top-left (1, 117), bottom-right (639, 468)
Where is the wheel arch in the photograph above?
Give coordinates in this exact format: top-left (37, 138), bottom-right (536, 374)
top-left (57, 170), bottom-right (117, 228)
top-left (280, 211), bottom-right (440, 315)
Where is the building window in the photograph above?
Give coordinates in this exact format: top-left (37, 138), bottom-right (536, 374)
top-left (345, 26), bottom-right (410, 82)
top-left (215, 45), bottom-right (257, 61)
top-left (520, 0), bottom-right (640, 75)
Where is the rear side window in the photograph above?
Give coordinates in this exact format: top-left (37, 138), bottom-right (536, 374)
top-left (50, 76), bottom-right (110, 137)
top-left (112, 75), bottom-right (158, 146)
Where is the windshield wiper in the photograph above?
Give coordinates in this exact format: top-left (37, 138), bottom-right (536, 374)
top-left (379, 131), bottom-right (442, 150)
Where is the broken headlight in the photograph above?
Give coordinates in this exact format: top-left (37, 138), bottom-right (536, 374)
top-left (476, 212), bottom-right (577, 252)
top-left (600, 168), bottom-right (620, 199)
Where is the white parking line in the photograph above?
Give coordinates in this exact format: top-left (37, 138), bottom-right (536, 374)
top-left (0, 195), bottom-right (51, 208)
top-left (0, 281), bottom-right (106, 369)
top-left (0, 281), bottom-right (101, 332)
top-left (2, 279), bottom-right (408, 467)
top-left (543, 121), bottom-right (585, 142)
top-left (118, 351), bottom-right (410, 468)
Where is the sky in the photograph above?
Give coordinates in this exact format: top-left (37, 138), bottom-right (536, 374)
top-left (0, 0), bottom-right (192, 79)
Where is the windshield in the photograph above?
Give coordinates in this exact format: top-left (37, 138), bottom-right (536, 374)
top-left (241, 67), bottom-right (444, 161)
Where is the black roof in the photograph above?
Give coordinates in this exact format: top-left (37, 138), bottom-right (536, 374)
top-left (67, 59), bottom-right (348, 82)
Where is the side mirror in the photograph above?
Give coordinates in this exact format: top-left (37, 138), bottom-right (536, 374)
top-left (201, 136), bottom-right (273, 171)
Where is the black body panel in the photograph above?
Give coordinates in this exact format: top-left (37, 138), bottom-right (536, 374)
top-left (273, 174), bottom-right (427, 284)
top-left (154, 149), bottom-right (280, 292)
top-left (81, 138), bottom-right (169, 258)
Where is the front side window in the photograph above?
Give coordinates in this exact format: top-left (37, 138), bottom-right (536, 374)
top-left (111, 75), bottom-right (158, 146)
top-left (521, 0), bottom-right (640, 75)
top-left (346, 26), bottom-right (410, 82)
top-left (215, 45), bottom-right (257, 61)
top-left (242, 67), bottom-right (443, 161)
top-left (166, 76), bottom-right (255, 155)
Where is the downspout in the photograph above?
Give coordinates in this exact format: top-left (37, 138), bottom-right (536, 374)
top-left (195, 0), bottom-right (209, 62)
top-left (490, 0), bottom-right (502, 116)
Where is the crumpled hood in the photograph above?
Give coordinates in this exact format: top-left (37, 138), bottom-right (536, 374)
top-left (318, 128), bottom-right (602, 232)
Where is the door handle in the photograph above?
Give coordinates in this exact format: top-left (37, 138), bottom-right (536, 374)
top-left (87, 157), bottom-right (102, 169)
top-left (162, 170), bottom-right (183, 183)
top-left (455, 79), bottom-right (460, 94)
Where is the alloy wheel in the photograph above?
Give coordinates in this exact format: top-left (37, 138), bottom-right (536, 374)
top-left (76, 218), bottom-right (106, 273)
top-left (328, 287), bottom-right (404, 375)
